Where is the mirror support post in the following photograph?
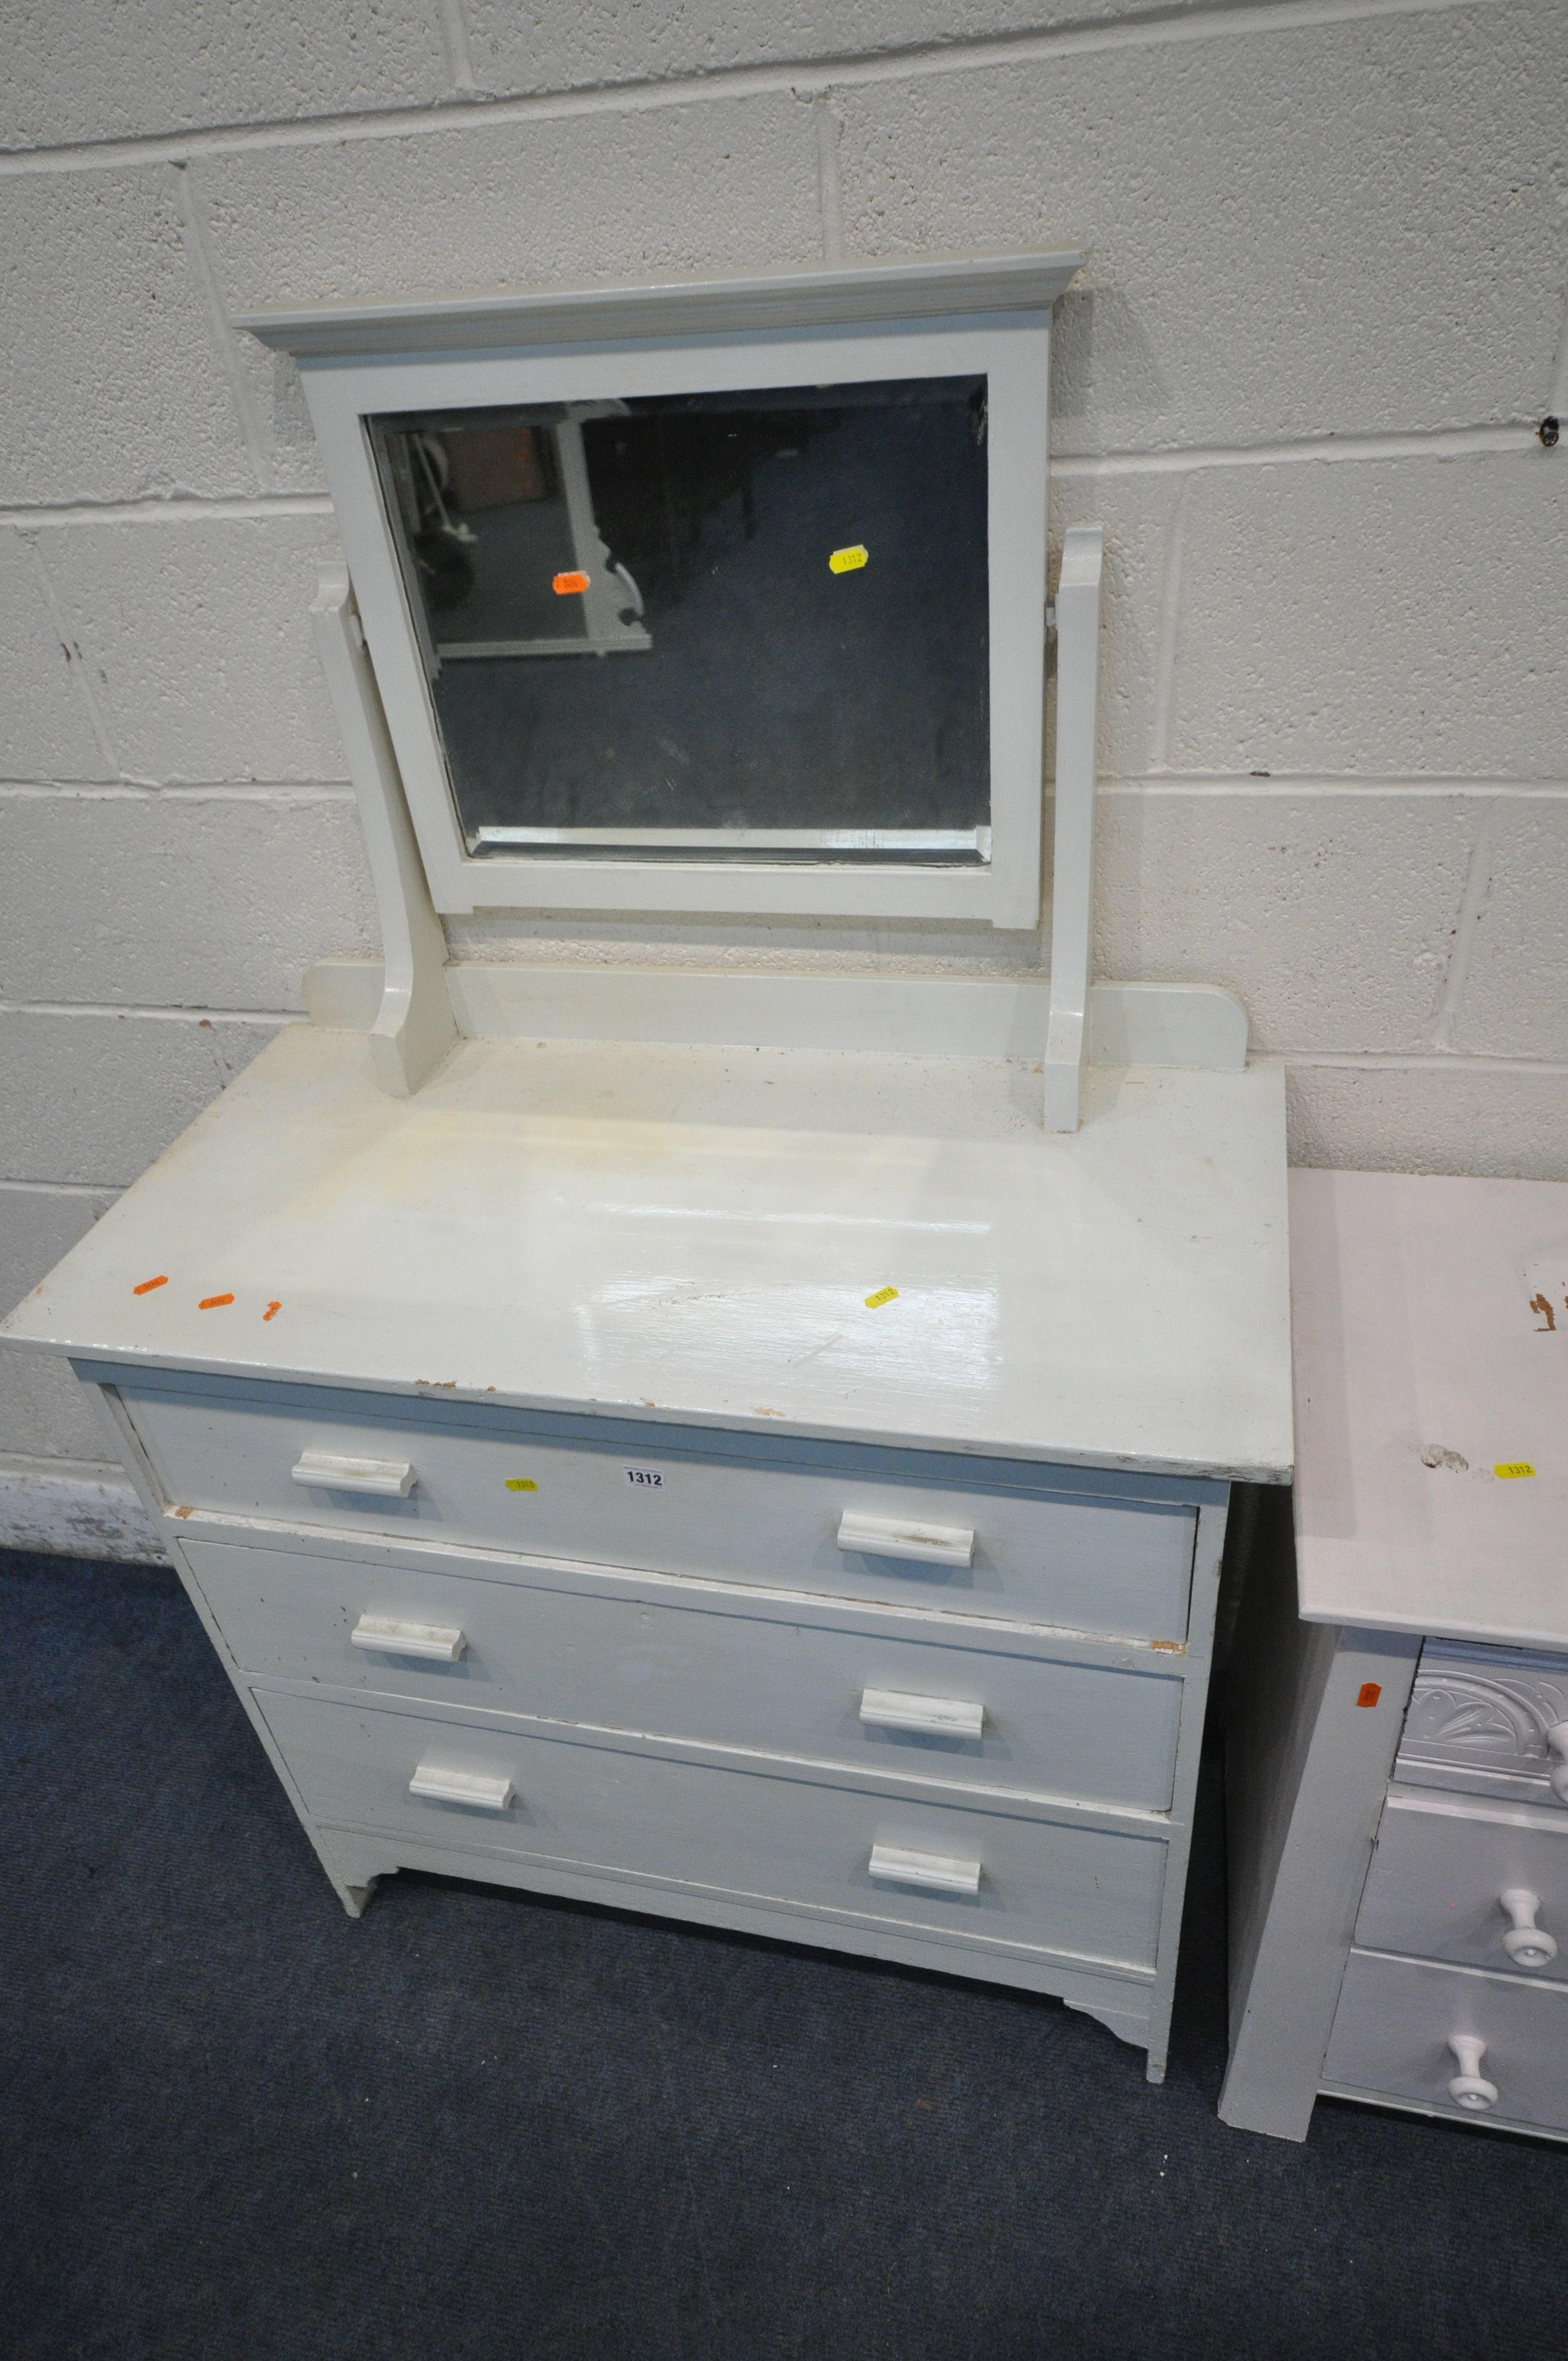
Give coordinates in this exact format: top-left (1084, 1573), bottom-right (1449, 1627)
top-left (311, 564), bottom-right (457, 1096)
top-left (1042, 525), bottom-right (1104, 1132)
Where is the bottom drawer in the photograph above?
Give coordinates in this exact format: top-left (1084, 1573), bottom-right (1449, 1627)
top-left (1323, 1951), bottom-right (1568, 2132)
top-left (258, 1689), bottom-right (1168, 1974)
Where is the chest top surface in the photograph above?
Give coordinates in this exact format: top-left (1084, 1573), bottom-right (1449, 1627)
top-left (1291, 1166), bottom-right (1568, 1648)
top-left (3, 1024), bottom-right (1290, 1484)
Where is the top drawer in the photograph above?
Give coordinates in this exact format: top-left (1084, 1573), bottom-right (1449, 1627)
top-left (116, 1377), bottom-right (1199, 1643)
top-left (1396, 1639), bottom-right (1568, 1810)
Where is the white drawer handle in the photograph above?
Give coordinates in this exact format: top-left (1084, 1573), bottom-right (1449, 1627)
top-left (1501, 1887), bottom-right (1558, 1970)
top-left (859, 1688), bottom-right (984, 1740)
top-left (1447, 2035), bottom-right (1499, 2113)
top-left (837, 1511), bottom-right (974, 1568)
top-left (409, 1763), bottom-right (514, 1811)
top-left (352, 1613), bottom-right (466, 1663)
top-left (1547, 1722), bottom-right (1568, 1804)
top-left (293, 1449), bottom-right (416, 1497)
top-left (868, 1842), bottom-right (981, 1896)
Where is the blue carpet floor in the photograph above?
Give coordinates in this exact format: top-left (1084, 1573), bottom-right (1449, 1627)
top-left (2, 1546), bottom-right (1559, 2360)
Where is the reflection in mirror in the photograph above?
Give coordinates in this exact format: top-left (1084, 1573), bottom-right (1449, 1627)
top-left (371, 377), bottom-right (990, 866)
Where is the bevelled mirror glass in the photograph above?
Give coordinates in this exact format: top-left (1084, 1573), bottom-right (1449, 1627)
top-left (369, 377), bottom-right (990, 867)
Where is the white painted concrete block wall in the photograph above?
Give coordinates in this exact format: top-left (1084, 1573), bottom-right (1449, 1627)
top-left (3, 0), bottom-right (1566, 1482)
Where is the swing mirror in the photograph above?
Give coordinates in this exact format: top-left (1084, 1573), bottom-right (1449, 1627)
top-left (240, 251), bottom-right (1079, 924)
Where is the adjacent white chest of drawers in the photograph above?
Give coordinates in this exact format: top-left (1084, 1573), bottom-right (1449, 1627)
top-left (4, 1021), bottom-right (1292, 2083)
top-left (1222, 1169), bottom-right (1568, 2142)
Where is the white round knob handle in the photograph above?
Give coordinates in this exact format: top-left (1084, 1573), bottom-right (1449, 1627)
top-left (1500, 1887), bottom-right (1558, 1969)
top-left (1447, 2034), bottom-right (1499, 2113)
top-left (1545, 1722), bottom-right (1568, 1805)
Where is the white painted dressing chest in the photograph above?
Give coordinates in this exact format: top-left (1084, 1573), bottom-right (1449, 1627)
top-left (2, 253), bottom-right (1293, 2082)
top-left (1223, 1169), bottom-right (1568, 2139)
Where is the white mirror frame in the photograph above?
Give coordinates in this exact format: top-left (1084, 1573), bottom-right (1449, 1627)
top-left (242, 252), bottom-right (1080, 927)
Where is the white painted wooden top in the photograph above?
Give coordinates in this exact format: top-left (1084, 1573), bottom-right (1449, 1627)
top-left (2, 1026), bottom-right (1292, 1483)
top-left (1292, 1168), bottom-right (1568, 1647)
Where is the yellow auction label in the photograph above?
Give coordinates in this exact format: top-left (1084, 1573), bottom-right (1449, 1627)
top-left (829, 544), bottom-right (869, 574)
top-left (863, 1286), bottom-right (899, 1309)
top-left (505, 1477), bottom-right (538, 1492)
top-left (1494, 1462), bottom-right (1537, 1479)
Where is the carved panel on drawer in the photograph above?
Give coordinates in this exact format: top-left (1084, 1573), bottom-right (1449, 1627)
top-left (1396, 1639), bottom-right (1568, 1807)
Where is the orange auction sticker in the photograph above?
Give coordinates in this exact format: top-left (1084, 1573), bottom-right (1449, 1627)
top-left (552, 570), bottom-right (590, 595)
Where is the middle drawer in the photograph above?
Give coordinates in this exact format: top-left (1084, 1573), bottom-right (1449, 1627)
top-left (183, 1536), bottom-right (1186, 1812)
top-left (1354, 1788), bottom-right (1568, 1981)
